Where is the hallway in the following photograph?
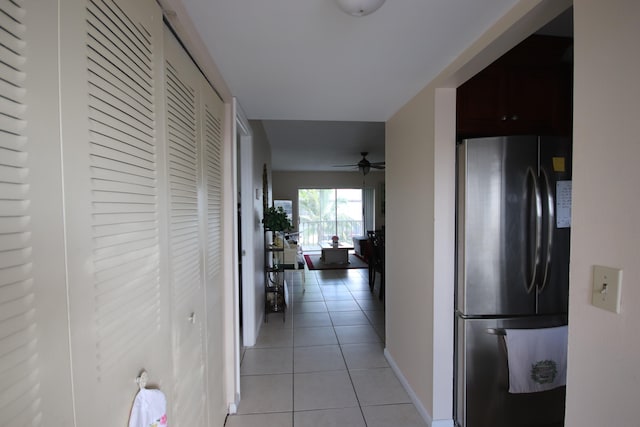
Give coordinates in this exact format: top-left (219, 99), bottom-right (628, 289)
top-left (226, 267), bottom-right (428, 426)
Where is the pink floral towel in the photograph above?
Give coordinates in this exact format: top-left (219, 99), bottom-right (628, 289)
top-left (129, 388), bottom-right (167, 427)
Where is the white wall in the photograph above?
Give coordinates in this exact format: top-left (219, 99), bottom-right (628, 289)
top-left (271, 170), bottom-right (386, 232)
top-left (385, 0), bottom-right (575, 424)
top-left (565, 1), bottom-right (640, 425)
top-left (386, 84), bottom-right (440, 420)
top-left (245, 120), bottom-right (273, 339)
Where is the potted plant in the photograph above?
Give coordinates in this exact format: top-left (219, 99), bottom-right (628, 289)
top-left (263, 206), bottom-right (292, 232)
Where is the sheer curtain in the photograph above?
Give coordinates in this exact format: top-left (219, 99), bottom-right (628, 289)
top-left (363, 187), bottom-right (375, 233)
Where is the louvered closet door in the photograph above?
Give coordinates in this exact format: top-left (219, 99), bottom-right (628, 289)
top-left (163, 29), bottom-right (209, 427)
top-left (0, 1), bottom-right (75, 425)
top-left (201, 73), bottom-right (226, 424)
top-left (59, 1), bottom-right (171, 426)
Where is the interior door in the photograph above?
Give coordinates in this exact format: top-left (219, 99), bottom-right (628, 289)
top-left (60, 1), bottom-right (172, 425)
top-left (201, 67), bottom-right (227, 424)
top-left (164, 27), bottom-right (228, 426)
top-left (0, 1), bottom-right (74, 424)
top-left (164, 28), bottom-right (210, 427)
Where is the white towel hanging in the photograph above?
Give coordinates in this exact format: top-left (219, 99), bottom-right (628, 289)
top-left (504, 326), bottom-right (568, 394)
top-left (129, 372), bottom-right (167, 427)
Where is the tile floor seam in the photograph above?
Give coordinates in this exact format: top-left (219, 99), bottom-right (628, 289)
top-left (322, 273), bottom-right (376, 426)
top-left (308, 274), bottom-right (356, 417)
top-left (291, 295), bottom-right (297, 419)
top-left (336, 325), bottom-right (371, 427)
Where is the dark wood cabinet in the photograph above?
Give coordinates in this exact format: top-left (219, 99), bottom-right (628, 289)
top-left (457, 35), bottom-right (573, 138)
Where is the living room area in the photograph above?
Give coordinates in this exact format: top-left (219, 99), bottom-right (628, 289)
top-left (272, 174), bottom-right (385, 244)
top-left (272, 179), bottom-right (384, 269)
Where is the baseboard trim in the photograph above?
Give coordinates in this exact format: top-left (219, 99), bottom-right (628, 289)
top-left (228, 402), bottom-right (237, 415)
top-left (228, 390), bottom-right (241, 414)
top-left (384, 348), bottom-right (455, 427)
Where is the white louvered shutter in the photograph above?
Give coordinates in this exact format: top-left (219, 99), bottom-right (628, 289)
top-left (0, 4), bottom-right (40, 424)
top-left (0, 1), bottom-right (74, 425)
top-left (59, 1), bottom-right (171, 425)
top-left (201, 78), bottom-right (226, 424)
top-left (164, 29), bottom-right (208, 427)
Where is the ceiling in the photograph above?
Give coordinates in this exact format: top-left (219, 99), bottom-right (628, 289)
top-left (261, 120), bottom-right (385, 172)
top-left (178, 0), bottom-right (567, 171)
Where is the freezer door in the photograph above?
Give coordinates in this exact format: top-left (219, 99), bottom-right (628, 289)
top-left (457, 136), bottom-right (538, 316)
top-left (455, 316), bottom-right (567, 427)
top-left (537, 136), bottom-right (571, 314)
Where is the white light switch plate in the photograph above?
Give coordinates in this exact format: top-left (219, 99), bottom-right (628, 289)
top-left (592, 265), bottom-right (622, 313)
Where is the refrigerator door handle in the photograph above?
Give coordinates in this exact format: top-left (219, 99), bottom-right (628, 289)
top-left (525, 167), bottom-right (542, 293)
top-left (539, 169), bottom-right (555, 293)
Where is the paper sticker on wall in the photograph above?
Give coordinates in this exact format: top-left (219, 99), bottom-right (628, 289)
top-left (552, 157), bottom-right (566, 172)
top-left (556, 180), bottom-right (572, 228)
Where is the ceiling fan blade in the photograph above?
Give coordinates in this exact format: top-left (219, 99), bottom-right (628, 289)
top-left (333, 153), bottom-right (384, 170)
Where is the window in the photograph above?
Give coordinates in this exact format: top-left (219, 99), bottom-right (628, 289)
top-left (298, 189), bottom-right (363, 246)
top-left (274, 199), bottom-right (293, 223)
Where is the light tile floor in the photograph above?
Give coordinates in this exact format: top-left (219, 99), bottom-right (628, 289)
top-left (225, 266), bottom-right (428, 427)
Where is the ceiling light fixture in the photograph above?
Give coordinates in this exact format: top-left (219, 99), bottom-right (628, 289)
top-left (335, 0), bottom-right (386, 17)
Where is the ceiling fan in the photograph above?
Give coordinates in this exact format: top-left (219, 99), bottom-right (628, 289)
top-left (334, 152), bottom-right (385, 176)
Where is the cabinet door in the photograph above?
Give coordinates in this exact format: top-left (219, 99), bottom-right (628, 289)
top-left (457, 35), bottom-right (573, 138)
top-left (456, 66), bottom-right (506, 136)
top-left (506, 66), bottom-right (564, 135)
top-left (59, 1), bottom-right (171, 425)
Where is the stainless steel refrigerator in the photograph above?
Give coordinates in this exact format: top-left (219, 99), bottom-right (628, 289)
top-left (455, 136), bottom-right (571, 427)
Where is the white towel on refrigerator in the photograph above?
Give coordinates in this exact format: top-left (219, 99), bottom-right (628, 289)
top-left (504, 325), bottom-right (568, 394)
top-left (129, 388), bottom-right (167, 427)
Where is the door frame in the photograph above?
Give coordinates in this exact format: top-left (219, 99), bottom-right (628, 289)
top-left (231, 98), bottom-right (255, 411)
